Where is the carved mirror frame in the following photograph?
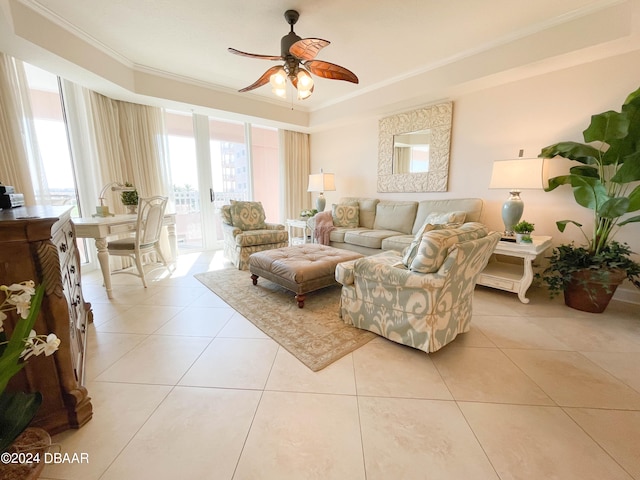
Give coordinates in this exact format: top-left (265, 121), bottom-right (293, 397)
top-left (377, 101), bottom-right (453, 192)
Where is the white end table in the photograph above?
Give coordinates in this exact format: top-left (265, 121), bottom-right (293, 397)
top-left (286, 218), bottom-right (311, 245)
top-left (477, 236), bottom-right (552, 303)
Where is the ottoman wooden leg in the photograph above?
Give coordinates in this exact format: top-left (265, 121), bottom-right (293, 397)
top-left (251, 274), bottom-right (259, 285)
top-left (295, 293), bottom-right (305, 308)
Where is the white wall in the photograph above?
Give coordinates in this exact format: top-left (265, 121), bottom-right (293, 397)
top-left (310, 49), bottom-right (640, 301)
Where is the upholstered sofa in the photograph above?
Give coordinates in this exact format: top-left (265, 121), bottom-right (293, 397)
top-left (336, 222), bottom-right (501, 353)
top-left (220, 201), bottom-right (288, 270)
top-left (309, 197), bottom-right (483, 255)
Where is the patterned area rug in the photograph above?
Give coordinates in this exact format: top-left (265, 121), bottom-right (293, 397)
top-left (195, 268), bottom-right (375, 371)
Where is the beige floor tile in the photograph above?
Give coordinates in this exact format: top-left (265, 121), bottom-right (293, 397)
top-left (83, 297), bottom-right (134, 326)
top-left (234, 391), bottom-right (365, 480)
top-left (42, 381), bottom-right (172, 480)
top-left (354, 340), bottom-right (452, 400)
top-left (564, 408), bottom-right (640, 479)
top-left (188, 290), bottom-right (232, 308)
top-left (459, 402), bottom-right (634, 480)
top-left (94, 304), bottom-right (183, 334)
top-left (581, 351), bottom-right (640, 392)
top-left (474, 315), bottom-right (572, 350)
top-left (179, 337), bottom-right (278, 389)
top-left (431, 346), bottom-right (553, 405)
top-left (138, 285), bottom-right (210, 306)
top-left (84, 328), bottom-right (147, 381)
top-left (472, 288), bottom-right (525, 316)
top-left (359, 397), bottom-right (498, 480)
top-left (451, 323), bottom-right (496, 348)
top-left (503, 349), bottom-right (640, 409)
top-left (217, 312), bottom-right (270, 339)
top-left (530, 315), bottom-right (640, 352)
top-left (94, 335), bottom-right (211, 384)
top-left (153, 305), bottom-right (234, 336)
top-left (265, 348), bottom-right (356, 395)
top-left (100, 386), bottom-right (261, 480)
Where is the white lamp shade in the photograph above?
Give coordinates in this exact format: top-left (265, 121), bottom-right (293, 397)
top-left (307, 173), bottom-right (336, 193)
top-left (489, 158), bottom-right (544, 190)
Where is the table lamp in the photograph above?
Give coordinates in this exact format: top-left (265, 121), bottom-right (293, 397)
top-left (489, 157), bottom-right (543, 236)
top-left (94, 182), bottom-right (136, 217)
top-left (307, 170), bottom-right (336, 212)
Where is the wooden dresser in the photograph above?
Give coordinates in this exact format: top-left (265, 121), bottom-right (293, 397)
top-left (0, 206), bottom-right (92, 435)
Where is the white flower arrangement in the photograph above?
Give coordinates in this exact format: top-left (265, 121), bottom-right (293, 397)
top-left (0, 281), bottom-right (60, 361)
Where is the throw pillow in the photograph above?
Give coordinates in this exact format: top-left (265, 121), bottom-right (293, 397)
top-left (423, 211), bottom-right (467, 225)
top-left (332, 204), bottom-right (359, 228)
top-left (409, 223), bottom-right (488, 273)
top-left (230, 201), bottom-right (267, 231)
top-left (401, 223), bottom-right (438, 267)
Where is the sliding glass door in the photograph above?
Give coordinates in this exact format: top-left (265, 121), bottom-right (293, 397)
top-left (165, 111), bottom-right (280, 252)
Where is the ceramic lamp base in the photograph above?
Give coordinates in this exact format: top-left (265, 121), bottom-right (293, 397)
top-left (501, 190), bottom-right (524, 236)
top-left (316, 193), bottom-right (326, 212)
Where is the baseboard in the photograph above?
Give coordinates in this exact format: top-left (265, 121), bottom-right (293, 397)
top-left (613, 285), bottom-right (640, 305)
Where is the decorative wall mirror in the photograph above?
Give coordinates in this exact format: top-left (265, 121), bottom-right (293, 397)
top-left (377, 101), bottom-right (452, 192)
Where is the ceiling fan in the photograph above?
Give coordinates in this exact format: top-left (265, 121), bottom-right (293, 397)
top-left (228, 9), bottom-right (358, 100)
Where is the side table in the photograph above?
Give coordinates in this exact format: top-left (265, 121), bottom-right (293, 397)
top-left (477, 236), bottom-right (552, 303)
top-left (286, 218), bottom-right (311, 245)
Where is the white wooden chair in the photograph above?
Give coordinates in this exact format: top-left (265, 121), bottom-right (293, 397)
top-left (107, 195), bottom-right (170, 287)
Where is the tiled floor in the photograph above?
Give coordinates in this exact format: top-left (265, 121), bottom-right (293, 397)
top-left (41, 250), bottom-right (640, 480)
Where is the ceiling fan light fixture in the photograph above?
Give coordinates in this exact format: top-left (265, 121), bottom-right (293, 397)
top-left (272, 86), bottom-right (287, 98)
top-left (269, 67), bottom-right (287, 88)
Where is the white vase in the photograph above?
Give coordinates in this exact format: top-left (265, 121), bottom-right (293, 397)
top-left (125, 205), bottom-right (137, 214)
top-left (515, 233), bottom-right (532, 244)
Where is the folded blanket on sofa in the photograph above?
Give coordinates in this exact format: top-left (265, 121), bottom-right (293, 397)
top-left (314, 211), bottom-right (335, 245)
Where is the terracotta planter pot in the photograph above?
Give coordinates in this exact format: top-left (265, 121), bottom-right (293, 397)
top-left (563, 268), bottom-right (626, 313)
top-left (0, 427), bottom-right (51, 480)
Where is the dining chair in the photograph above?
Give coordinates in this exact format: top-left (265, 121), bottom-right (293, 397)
top-left (106, 195), bottom-right (170, 287)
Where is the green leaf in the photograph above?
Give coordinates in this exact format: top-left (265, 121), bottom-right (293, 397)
top-left (627, 185), bottom-right (640, 212)
top-left (0, 391), bottom-right (42, 453)
top-left (583, 110), bottom-right (629, 143)
top-left (618, 214), bottom-right (640, 226)
top-left (611, 150), bottom-right (640, 183)
top-left (624, 85), bottom-right (640, 105)
top-left (539, 142), bottom-right (601, 165)
top-left (556, 220), bottom-right (582, 232)
top-left (599, 197), bottom-right (630, 219)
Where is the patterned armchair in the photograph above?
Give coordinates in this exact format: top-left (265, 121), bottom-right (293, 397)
top-left (335, 223), bottom-right (500, 353)
top-left (221, 201), bottom-right (288, 270)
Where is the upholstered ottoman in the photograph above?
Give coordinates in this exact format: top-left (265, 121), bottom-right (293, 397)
top-left (248, 244), bottom-right (364, 308)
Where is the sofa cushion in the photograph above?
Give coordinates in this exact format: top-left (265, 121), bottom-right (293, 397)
top-left (423, 211), bottom-right (466, 226)
top-left (344, 229), bottom-right (404, 249)
top-left (332, 204), bottom-right (359, 228)
top-left (373, 201), bottom-right (418, 235)
top-left (339, 197), bottom-right (379, 228)
top-left (413, 198), bottom-right (483, 233)
top-left (234, 229), bottom-right (289, 247)
top-left (380, 234), bottom-right (413, 252)
top-left (409, 222), bottom-right (489, 273)
top-left (230, 201), bottom-right (267, 231)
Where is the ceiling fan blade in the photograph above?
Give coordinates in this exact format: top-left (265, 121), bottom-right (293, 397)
top-left (228, 47), bottom-right (283, 61)
top-left (305, 60), bottom-right (359, 84)
top-left (238, 66), bottom-right (283, 92)
top-left (289, 38), bottom-right (330, 60)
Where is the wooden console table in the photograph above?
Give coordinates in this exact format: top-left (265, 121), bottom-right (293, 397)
top-left (0, 206), bottom-right (92, 434)
top-left (73, 213), bottom-right (177, 299)
top-left (477, 236), bottom-right (552, 303)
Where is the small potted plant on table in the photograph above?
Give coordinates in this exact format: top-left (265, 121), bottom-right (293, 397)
top-left (120, 182), bottom-right (139, 214)
top-left (513, 220), bottom-right (534, 244)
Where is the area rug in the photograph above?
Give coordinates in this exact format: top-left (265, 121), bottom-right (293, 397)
top-left (195, 268), bottom-right (375, 371)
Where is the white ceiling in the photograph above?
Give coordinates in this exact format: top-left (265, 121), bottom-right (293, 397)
top-left (1, 0), bottom-right (638, 129)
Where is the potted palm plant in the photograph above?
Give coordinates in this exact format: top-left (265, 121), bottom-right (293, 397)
top-left (538, 85), bottom-right (640, 312)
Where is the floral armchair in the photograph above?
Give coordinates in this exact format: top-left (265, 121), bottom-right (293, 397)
top-left (221, 201), bottom-right (288, 270)
top-left (335, 223), bottom-right (500, 353)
